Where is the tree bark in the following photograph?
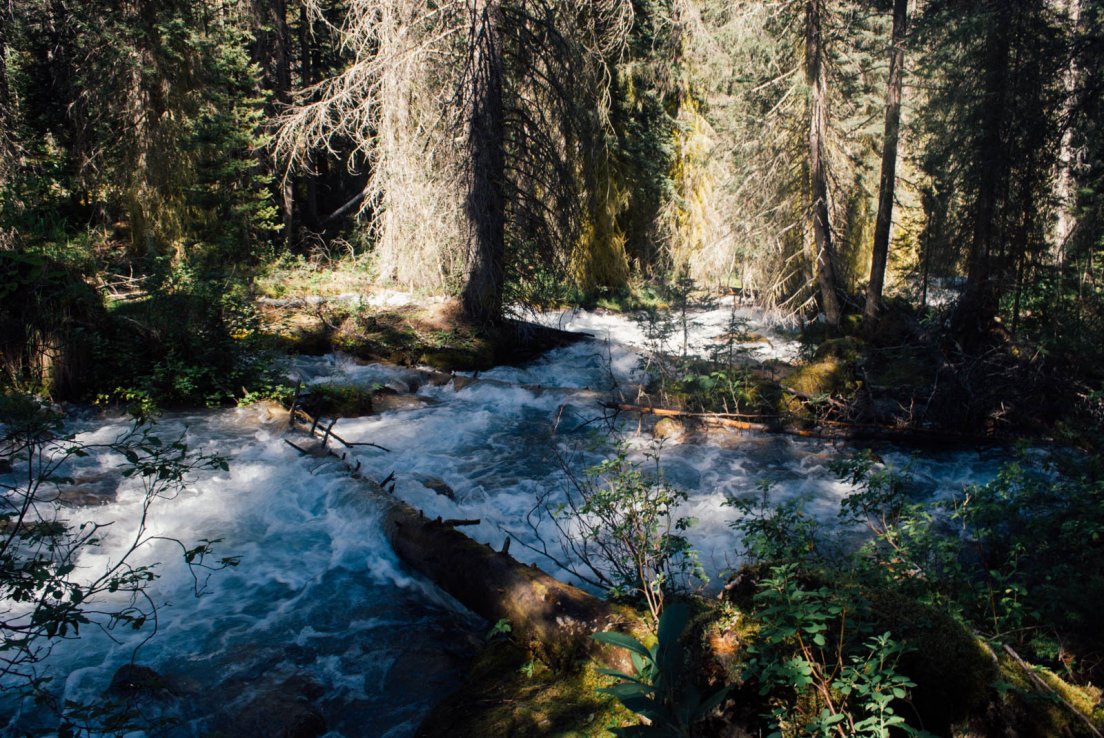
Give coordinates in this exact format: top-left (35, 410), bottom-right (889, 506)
top-left (382, 500), bottom-right (630, 667)
top-left (0, 0), bottom-right (11, 183)
top-left (1053, 0), bottom-right (1082, 262)
top-left (806, 0), bottom-right (842, 328)
top-left (460, 0), bottom-right (507, 326)
top-left (952, 6), bottom-right (1011, 350)
top-left (864, 0), bottom-right (909, 328)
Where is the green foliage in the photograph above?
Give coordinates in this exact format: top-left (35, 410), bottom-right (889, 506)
top-left (745, 565), bottom-right (933, 738)
top-left (546, 443), bottom-right (705, 622)
top-left (592, 603), bottom-right (731, 737)
top-left (726, 480), bottom-right (821, 564)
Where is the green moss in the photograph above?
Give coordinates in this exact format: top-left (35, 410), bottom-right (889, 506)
top-left (305, 382), bottom-right (375, 417)
top-left (417, 640), bottom-right (635, 738)
top-left (782, 357), bottom-right (850, 397)
top-left (812, 336), bottom-right (866, 362)
top-left (983, 652), bottom-right (1104, 738)
top-left (866, 591), bottom-right (995, 732)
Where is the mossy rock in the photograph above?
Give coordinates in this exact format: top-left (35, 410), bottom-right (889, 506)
top-left (418, 344), bottom-right (496, 372)
top-left (869, 353), bottom-right (934, 388)
top-left (304, 383), bottom-right (374, 417)
top-left (782, 357), bottom-right (854, 398)
top-left (867, 590), bottom-right (995, 733)
top-left (813, 336), bottom-right (866, 362)
top-left (416, 639), bottom-right (634, 738)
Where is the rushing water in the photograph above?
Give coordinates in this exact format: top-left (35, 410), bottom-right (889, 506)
top-left (2, 307), bottom-right (1010, 737)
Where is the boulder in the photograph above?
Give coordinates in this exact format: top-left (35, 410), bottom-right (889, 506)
top-left (412, 474), bottom-right (456, 500)
top-left (108, 664), bottom-right (171, 698)
top-left (653, 417), bottom-right (686, 440)
top-left (232, 677), bottom-right (327, 738)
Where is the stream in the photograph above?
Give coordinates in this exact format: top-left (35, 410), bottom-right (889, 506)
top-left (1, 307), bottom-right (1012, 737)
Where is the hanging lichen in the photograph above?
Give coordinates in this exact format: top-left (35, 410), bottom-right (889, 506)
top-left (572, 153), bottom-right (631, 292)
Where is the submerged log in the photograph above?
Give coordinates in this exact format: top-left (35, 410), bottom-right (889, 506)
top-left (289, 419), bottom-right (635, 668)
top-left (381, 500), bottom-right (631, 667)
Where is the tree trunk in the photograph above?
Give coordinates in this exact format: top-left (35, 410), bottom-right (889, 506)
top-left (864, 0), bottom-right (909, 328)
top-left (0, 0), bottom-right (11, 183)
top-left (1053, 0), bottom-right (1082, 263)
top-left (952, 7), bottom-right (1010, 350)
top-left (806, 0), bottom-right (842, 328)
top-left (460, 0), bottom-right (507, 326)
top-left (382, 500), bottom-right (630, 667)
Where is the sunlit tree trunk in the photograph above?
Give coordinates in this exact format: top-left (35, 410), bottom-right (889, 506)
top-left (460, 0), bottom-right (507, 325)
top-left (864, 0), bottom-right (909, 327)
top-left (806, 0), bottom-right (842, 328)
top-left (1054, 0), bottom-right (1082, 262)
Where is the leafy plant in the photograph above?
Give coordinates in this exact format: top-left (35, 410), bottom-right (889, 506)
top-left (530, 442), bottom-right (705, 622)
top-left (745, 565), bottom-right (931, 738)
top-left (593, 603), bottom-right (731, 737)
top-left (726, 480), bottom-right (821, 564)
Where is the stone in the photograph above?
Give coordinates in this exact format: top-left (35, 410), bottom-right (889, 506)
top-left (108, 664), bottom-right (170, 697)
top-left (653, 417), bottom-right (686, 440)
top-left (232, 677), bottom-right (327, 738)
top-left (413, 474), bottom-right (456, 500)
top-left (58, 473), bottom-right (118, 507)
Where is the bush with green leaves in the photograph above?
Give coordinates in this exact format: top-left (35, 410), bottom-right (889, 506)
top-left (744, 565), bottom-right (933, 738)
top-left (0, 393), bottom-right (238, 722)
top-left (593, 602), bottom-right (731, 737)
top-left (830, 448), bottom-right (1104, 677)
top-left (530, 443), bottom-right (705, 622)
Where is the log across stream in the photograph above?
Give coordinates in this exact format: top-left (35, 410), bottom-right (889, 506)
top-left (1, 307), bottom-right (1016, 737)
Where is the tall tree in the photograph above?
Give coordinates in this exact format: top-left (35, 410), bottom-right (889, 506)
top-left (251, 0), bottom-right (296, 243)
top-left (460, 0), bottom-right (507, 324)
top-left (864, 0), bottom-right (909, 326)
top-left (917, 0), bottom-right (1067, 348)
top-left (806, 0), bottom-right (843, 327)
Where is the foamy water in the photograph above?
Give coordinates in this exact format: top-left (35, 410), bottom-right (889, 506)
top-left (2, 307), bottom-right (1007, 736)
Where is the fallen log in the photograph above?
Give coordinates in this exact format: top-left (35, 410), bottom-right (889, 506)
top-left (289, 417), bottom-right (637, 668)
top-left (382, 502), bottom-right (632, 667)
top-left (605, 402), bottom-right (1015, 446)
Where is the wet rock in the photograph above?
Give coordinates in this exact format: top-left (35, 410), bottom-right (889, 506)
top-left (58, 473), bottom-right (118, 507)
top-left (451, 375), bottom-right (478, 392)
top-left (385, 648), bottom-right (467, 695)
top-left (371, 392), bottom-right (428, 414)
top-left (653, 417), bottom-right (686, 440)
top-left (420, 369), bottom-right (454, 387)
top-left (384, 378), bottom-right (411, 394)
top-left (412, 474), bottom-right (456, 500)
top-left (108, 664), bottom-right (171, 698)
top-left (233, 677), bottom-right (327, 738)
top-left (252, 399), bottom-right (291, 426)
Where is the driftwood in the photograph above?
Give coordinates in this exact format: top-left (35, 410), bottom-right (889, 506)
top-left (289, 415), bottom-right (635, 668)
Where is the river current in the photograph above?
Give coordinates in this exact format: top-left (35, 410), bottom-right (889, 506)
top-left (1, 306), bottom-right (1010, 736)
